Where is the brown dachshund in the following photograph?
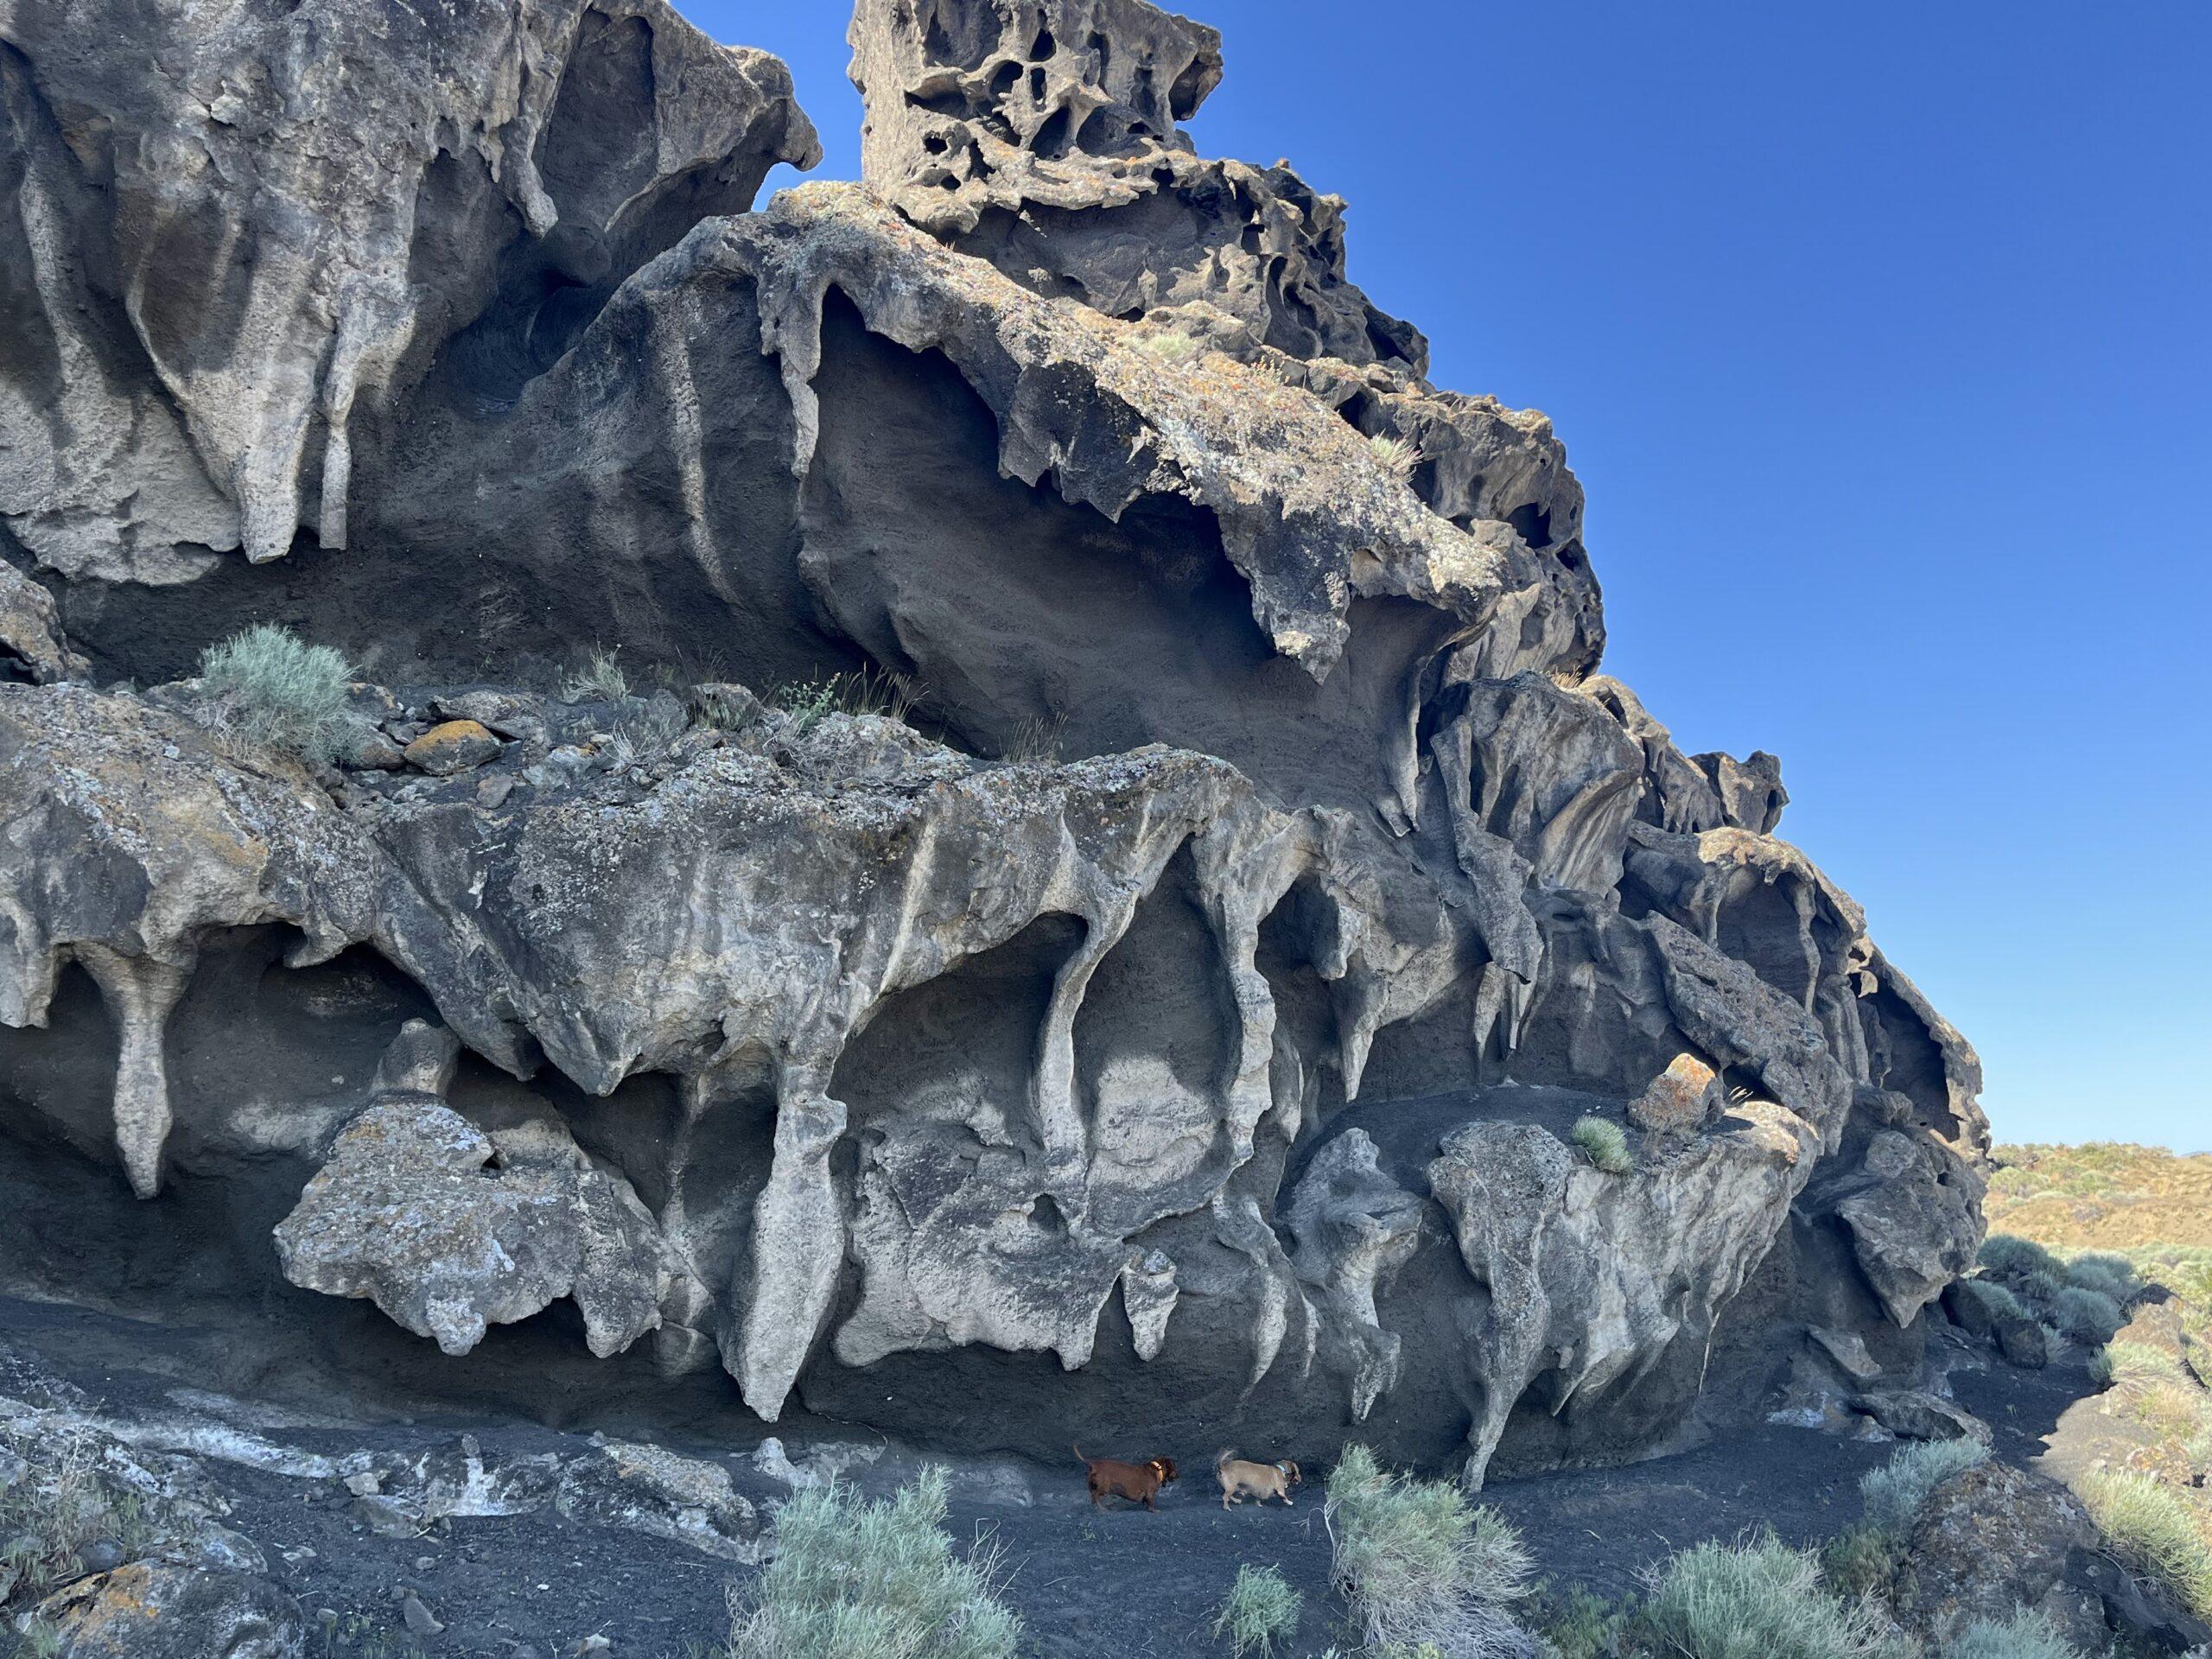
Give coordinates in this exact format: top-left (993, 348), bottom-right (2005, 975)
top-left (1216, 1451), bottom-right (1301, 1508)
top-left (1073, 1446), bottom-right (1178, 1510)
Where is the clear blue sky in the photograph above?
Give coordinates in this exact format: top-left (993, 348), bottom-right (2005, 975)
top-left (686, 1), bottom-right (2211, 1152)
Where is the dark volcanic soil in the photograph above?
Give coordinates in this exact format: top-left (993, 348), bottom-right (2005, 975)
top-left (0, 1294), bottom-right (2094, 1658)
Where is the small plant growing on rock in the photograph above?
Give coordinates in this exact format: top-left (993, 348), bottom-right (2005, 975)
top-left (1639, 1531), bottom-right (1910, 1659)
top-left (1569, 1116), bottom-right (1633, 1176)
top-left (1211, 1563), bottom-right (1302, 1657)
top-left (2052, 1286), bottom-right (2125, 1346)
top-left (725, 1465), bottom-right (1020, 1659)
top-left (1858, 1438), bottom-right (1989, 1537)
top-left (1325, 1443), bottom-right (1535, 1659)
top-left (2075, 1469), bottom-right (2212, 1620)
top-left (2102, 1339), bottom-right (2191, 1395)
top-left (1004, 711), bottom-right (1068, 766)
top-left (2184, 1418), bottom-right (2212, 1478)
top-left (1368, 433), bottom-right (1423, 482)
top-left (1936, 1608), bottom-right (2080, 1659)
top-left (1136, 329), bottom-right (1200, 362)
top-left (772, 668), bottom-right (923, 736)
top-left (0, 1431), bottom-right (156, 1612)
top-left (196, 623), bottom-right (353, 765)
top-left (563, 646), bottom-right (629, 703)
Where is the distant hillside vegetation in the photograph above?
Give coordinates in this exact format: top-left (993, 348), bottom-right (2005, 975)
top-left (1989, 1142), bottom-right (2212, 1293)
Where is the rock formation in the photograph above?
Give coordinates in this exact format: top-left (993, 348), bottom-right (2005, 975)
top-left (0, 0), bottom-right (1987, 1486)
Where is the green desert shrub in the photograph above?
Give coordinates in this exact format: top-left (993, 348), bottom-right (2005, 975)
top-left (2052, 1286), bottom-right (2126, 1346)
top-left (1533, 1582), bottom-right (1632, 1659)
top-left (772, 668), bottom-right (923, 736)
top-left (2184, 1419), bottom-right (2212, 1478)
top-left (1639, 1532), bottom-right (1909, 1659)
top-left (724, 1467), bottom-right (1020, 1659)
top-left (1980, 1234), bottom-right (2064, 1280)
top-left (1936, 1608), bottom-right (2080, 1659)
top-left (2017, 1268), bottom-right (2069, 1313)
top-left (1325, 1444), bottom-right (1534, 1659)
top-left (2066, 1251), bottom-right (2140, 1306)
top-left (1819, 1523), bottom-right (1899, 1600)
top-left (563, 645), bottom-right (629, 703)
top-left (1955, 1276), bottom-right (2026, 1322)
top-left (2102, 1339), bottom-right (2191, 1392)
top-left (1859, 1438), bottom-right (1990, 1537)
top-left (1570, 1116), bottom-right (1633, 1176)
top-left (2075, 1470), bottom-right (2212, 1621)
top-left (196, 624), bottom-right (353, 764)
top-left (1368, 433), bottom-right (1422, 481)
top-left (1211, 1563), bottom-right (1302, 1657)
top-left (1135, 330), bottom-right (1199, 362)
top-left (2087, 1347), bottom-right (2117, 1390)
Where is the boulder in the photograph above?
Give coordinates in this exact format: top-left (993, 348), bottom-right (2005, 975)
top-left (1429, 1103), bottom-right (1816, 1486)
top-left (1808, 1325), bottom-right (1884, 1382)
top-left (1836, 1130), bottom-right (1986, 1327)
top-left (1850, 1389), bottom-right (1987, 1442)
top-left (1628, 1052), bottom-right (1725, 1135)
top-left (0, 563), bottom-right (85, 683)
top-left (1895, 1460), bottom-right (2212, 1655)
top-left (274, 1029), bottom-right (670, 1358)
top-left (403, 720), bottom-right (503, 775)
top-left (37, 1560), bottom-right (304, 1659)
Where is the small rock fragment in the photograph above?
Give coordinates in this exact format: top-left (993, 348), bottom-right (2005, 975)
top-left (403, 1590), bottom-right (444, 1636)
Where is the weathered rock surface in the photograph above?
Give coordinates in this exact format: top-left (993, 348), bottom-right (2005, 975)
top-left (36, 1560), bottom-right (305, 1658)
top-left (274, 1030), bottom-right (671, 1358)
top-left (1430, 1105), bottom-right (1816, 1484)
top-left (0, 0), bottom-right (1989, 1487)
top-left (0, 562), bottom-right (82, 683)
top-left (0, 0), bottom-right (818, 580)
top-left (1895, 1461), bottom-right (2212, 1655)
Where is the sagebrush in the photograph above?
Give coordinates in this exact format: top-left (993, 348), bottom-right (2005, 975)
top-left (1936, 1609), bottom-right (2079, 1659)
top-left (1859, 1438), bottom-right (1988, 1537)
top-left (2051, 1286), bottom-right (2124, 1346)
top-left (1639, 1532), bottom-right (1910, 1659)
top-left (563, 646), bottom-right (629, 703)
top-left (2075, 1470), bottom-right (2212, 1621)
top-left (196, 624), bottom-right (353, 764)
top-left (1211, 1563), bottom-right (1301, 1657)
top-left (1325, 1443), bottom-right (1533, 1659)
top-left (724, 1467), bottom-right (1020, 1659)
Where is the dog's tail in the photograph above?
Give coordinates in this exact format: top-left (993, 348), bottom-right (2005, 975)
top-left (1215, 1448), bottom-right (1236, 1471)
top-left (1072, 1444), bottom-right (1088, 1469)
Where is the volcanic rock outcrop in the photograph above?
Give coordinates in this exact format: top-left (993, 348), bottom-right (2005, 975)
top-left (0, 0), bottom-right (1987, 1485)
